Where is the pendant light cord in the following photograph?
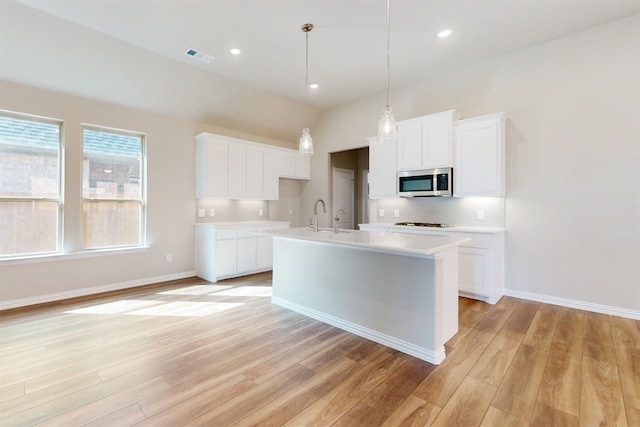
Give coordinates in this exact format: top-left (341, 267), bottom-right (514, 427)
top-left (385, 0), bottom-right (391, 109)
top-left (305, 28), bottom-right (309, 127)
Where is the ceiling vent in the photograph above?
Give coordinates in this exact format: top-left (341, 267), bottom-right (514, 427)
top-left (184, 48), bottom-right (214, 64)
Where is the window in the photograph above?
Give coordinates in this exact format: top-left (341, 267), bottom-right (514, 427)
top-left (82, 126), bottom-right (145, 249)
top-left (0, 111), bottom-right (63, 257)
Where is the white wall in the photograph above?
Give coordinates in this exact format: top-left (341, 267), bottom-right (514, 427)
top-left (306, 15), bottom-right (640, 314)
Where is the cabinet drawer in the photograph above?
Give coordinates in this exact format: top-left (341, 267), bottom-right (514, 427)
top-left (237, 227), bottom-right (258, 238)
top-left (216, 228), bottom-right (238, 240)
top-left (453, 232), bottom-right (494, 249)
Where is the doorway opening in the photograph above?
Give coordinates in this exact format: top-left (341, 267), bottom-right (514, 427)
top-left (330, 147), bottom-right (369, 229)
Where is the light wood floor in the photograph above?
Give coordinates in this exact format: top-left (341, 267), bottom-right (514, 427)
top-left (1, 272), bottom-right (638, 426)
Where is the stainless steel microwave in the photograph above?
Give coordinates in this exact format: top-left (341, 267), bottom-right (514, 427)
top-left (398, 168), bottom-right (453, 197)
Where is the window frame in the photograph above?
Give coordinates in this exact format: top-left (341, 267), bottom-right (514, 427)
top-left (81, 124), bottom-right (147, 251)
top-left (0, 110), bottom-right (64, 259)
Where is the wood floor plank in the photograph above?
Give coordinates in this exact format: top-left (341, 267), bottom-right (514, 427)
top-left (381, 394), bottom-right (441, 427)
top-left (627, 405), bottom-right (640, 426)
top-left (615, 345), bottom-right (640, 411)
top-left (468, 334), bottom-right (520, 386)
top-left (235, 357), bottom-right (361, 426)
top-left (0, 381), bottom-right (24, 403)
top-left (611, 315), bottom-right (640, 349)
top-left (553, 307), bottom-right (585, 349)
top-left (282, 351), bottom-right (405, 427)
top-left (584, 311), bottom-right (614, 346)
top-left (81, 403), bottom-right (146, 427)
top-left (498, 300), bottom-right (540, 342)
top-left (430, 376), bottom-right (497, 426)
top-left (529, 402), bottom-right (579, 427)
top-left (412, 335), bottom-right (489, 408)
top-left (522, 310), bottom-right (559, 349)
top-left (537, 341), bottom-right (582, 416)
top-left (184, 364), bottom-right (316, 426)
top-left (480, 406), bottom-right (528, 427)
top-left (491, 343), bottom-right (548, 421)
top-left (580, 354), bottom-right (628, 426)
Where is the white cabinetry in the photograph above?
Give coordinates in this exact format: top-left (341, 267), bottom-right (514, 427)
top-left (278, 151), bottom-right (310, 180)
top-left (368, 137), bottom-right (398, 199)
top-left (195, 133), bottom-right (290, 200)
top-left (398, 110), bottom-right (461, 171)
top-left (195, 138), bottom-right (229, 198)
top-left (454, 113), bottom-right (505, 197)
top-left (359, 224), bottom-right (505, 304)
top-left (195, 222), bottom-right (290, 282)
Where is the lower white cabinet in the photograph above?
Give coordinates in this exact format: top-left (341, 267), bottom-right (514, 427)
top-left (196, 222), bottom-right (290, 282)
top-left (359, 224), bottom-right (505, 304)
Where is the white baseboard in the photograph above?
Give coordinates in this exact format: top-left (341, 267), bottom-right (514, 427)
top-left (0, 271), bottom-right (197, 311)
top-left (504, 289), bottom-right (640, 320)
top-left (271, 296), bottom-right (446, 365)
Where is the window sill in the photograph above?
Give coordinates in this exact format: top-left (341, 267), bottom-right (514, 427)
top-left (0, 246), bottom-right (150, 266)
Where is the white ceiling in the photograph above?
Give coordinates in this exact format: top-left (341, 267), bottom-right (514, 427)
top-left (3, 0), bottom-right (640, 140)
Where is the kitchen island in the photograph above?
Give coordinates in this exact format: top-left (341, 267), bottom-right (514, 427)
top-left (267, 227), bottom-right (469, 364)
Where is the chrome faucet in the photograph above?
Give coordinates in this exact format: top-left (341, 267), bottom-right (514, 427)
top-left (334, 209), bottom-right (346, 233)
top-left (312, 198), bottom-right (327, 232)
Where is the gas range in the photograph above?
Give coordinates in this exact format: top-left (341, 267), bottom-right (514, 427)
top-left (394, 222), bottom-right (450, 228)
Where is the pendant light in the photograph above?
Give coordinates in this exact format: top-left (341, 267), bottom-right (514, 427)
top-left (299, 23), bottom-right (314, 155)
top-left (378, 0), bottom-right (397, 144)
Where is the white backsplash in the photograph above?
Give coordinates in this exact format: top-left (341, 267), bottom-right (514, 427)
top-left (372, 197), bottom-right (505, 228)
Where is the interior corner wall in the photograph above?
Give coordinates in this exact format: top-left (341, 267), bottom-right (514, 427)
top-left (308, 15), bottom-right (640, 313)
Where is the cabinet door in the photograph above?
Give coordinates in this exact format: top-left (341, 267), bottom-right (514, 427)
top-left (278, 151), bottom-right (296, 178)
top-left (369, 139), bottom-right (398, 199)
top-left (397, 122), bottom-right (422, 171)
top-left (422, 117), bottom-right (451, 168)
top-left (263, 150), bottom-right (279, 200)
top-left (237, 237), bottom-right (257, 273)
top-left (196, 138), bottom-right (228, 198)
top-left (455, 114), bottom-right (505, 197)
top-left (295, 154), bottom-right (311, 179)
top-left (246, 147), bottom-right (264, 198)
top-left (215, 239), bottom-right (237, 278)
top-left (458, 247), bottom-right (492, 298)
top-left (228, 143), bottom-right (247, 198)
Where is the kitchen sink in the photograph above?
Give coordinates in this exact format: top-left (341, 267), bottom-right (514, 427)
top-left (317, 228), bottom-right (352, 234)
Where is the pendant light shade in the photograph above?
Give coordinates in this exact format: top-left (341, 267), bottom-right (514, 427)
top-left (299, 23), bottom-right (314, 155)
top-left (378, 0), bottom-right (397, 144)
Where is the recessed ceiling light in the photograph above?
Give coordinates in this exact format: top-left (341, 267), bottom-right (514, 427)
top-left (230, 48), bottom-right (241, 55)
top-left (309, 83), bottom-right (319, 89)
top-left (437, 29), bottom-right (453, 38)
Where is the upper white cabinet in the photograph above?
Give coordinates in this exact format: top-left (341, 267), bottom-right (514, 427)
top-left (195, 137), bottom-right (228, 198)
top-left (454, 113), bottom-right (506, 197)
top-left (278, 151), bottom-right (310, 180)
top-left (368, 136), bottom-right (398, 199)
top-left (195, 133), bottom-right (309, 200)
top-left (398, 110), bottom-right (461, 171)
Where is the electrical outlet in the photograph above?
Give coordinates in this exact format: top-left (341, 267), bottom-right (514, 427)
top-left (379, 209), bottom-right (385, 218)
top-left (197, 209), bottom-right (205, 218)
top-left (166, 253), bottom-right (172, 262)
top-left (477, 210), bottom-right (485, 221)
top-left (394, 209), bottom-right (400, 218)
top-left (210, 208), bottom-right (215, 217)
top-left (288, 208), bottom-right (293, 215)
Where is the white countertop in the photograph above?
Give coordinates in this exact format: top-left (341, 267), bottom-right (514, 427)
top-left (359, 222), bottom-right (505, 234)
top-left (266, 227), bottom-right (470, 258)
top-left (195, 221), bottom-right (290, 228)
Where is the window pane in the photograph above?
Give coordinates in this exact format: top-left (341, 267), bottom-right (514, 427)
top-left (83, 129), bottom-right (141, 200)
top-left (83, 201), bottom-right (141, 249)
top-left (0, 115), bottom-right (60, 198)
top-left (0, 200), bottom-right (58, 256)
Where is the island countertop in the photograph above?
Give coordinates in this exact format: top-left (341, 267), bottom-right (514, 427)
top-left (265, 227), bottom-right (470, 259)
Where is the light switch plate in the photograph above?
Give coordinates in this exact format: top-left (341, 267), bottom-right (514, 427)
top-left (379, 209), bottom-right (385, 217)
top-left (210, 208), bottom-right (215, 217)
top-left (197, 209), bottom-right (205, 218)
top-left (259, 209), bottom-right (263, 216)
top-left (477, 210), bottom-right (485, 221)
top-left (394, 209), bottom-right (400, 218)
